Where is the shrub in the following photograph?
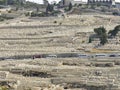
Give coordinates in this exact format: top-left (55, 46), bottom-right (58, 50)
top-left (78, 4), bottom-right (82, 7)
top-left (59, 22), bottom-right (62, 25)
top-left (112, 12), bottom-right (118, 15)
top-left (108, 25), bottom-right (120, 37)
top-left (8, 10), bottom-right (12, 13)
top-left (0, 18), bottom-right (4, 21)
top-left (94, 27), bottom-right (108, 45)
top-left (64, 8), bottom-right (69, 12)
top-left (54, 21), bottom-right (57, 23)
top-left (100, 33), bottom-right (108, 45)
top-left (51, 10), bottom-right (61, 16)
top-left (25, 12), bottom-right (30, 16)
top-left (88, 38), bottom-right (92, 43)
top-left (82, 40), bottom-right (85, 43)
top-left (31, 12), bottom-right (37, 17)
top-left (94, 27), bottom-right (106, 36)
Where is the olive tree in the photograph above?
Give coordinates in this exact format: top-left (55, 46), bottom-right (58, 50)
top-left (94, 27), bottom-right (108, 45)
top-left (108, 25), bottom-right (120, 37)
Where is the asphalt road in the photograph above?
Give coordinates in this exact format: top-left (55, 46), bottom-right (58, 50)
top-left (0, 53), bottom-right (120, 60)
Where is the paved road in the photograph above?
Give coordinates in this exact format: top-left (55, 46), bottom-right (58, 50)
top-left (0, 53), bottom-right (120, 60)
top-left (0, 25), bottom-right (82, 29)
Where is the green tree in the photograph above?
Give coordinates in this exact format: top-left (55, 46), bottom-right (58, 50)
top-left (94, 27), bottom-right (108, 45)
top-left (100, 33), bottom-right (108, 45)
top-left (94, 27), bottom-right (106, 36)
top-left (46, 3), bottom-right (53, 13)
top-left (68, 2), bottom-right (72, 11)
top-left (108, 25), bottom-right (120, 37)
top-left (88, 37), bottom-right (92, 43)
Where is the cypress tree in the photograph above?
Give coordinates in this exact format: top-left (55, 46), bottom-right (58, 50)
top-left (68, 2), bottom-right (72, 11)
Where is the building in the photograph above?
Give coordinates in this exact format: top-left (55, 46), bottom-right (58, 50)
top-left (71, 0), bottom-right (88, 5)
top-left (6, 0), bottom-right (26, 5)
top-left (59, 0), bottom-right (112, 6)
top-left (88, 0), bottom-right (112, 6)
top-left (59, 0), bottom-right (120, 8)
top-left (59, 0), bottom-right (87, 6)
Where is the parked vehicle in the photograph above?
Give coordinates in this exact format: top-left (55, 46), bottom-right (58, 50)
top-left (46, 55), bottom-right (57, 58)
top-left (95, 54), bottom-right (107, 58)
top-left (109, 54), bottom-right (116, 57)
top-left (32, 55), bottom-right (42, 59)
top-left (77, 54), bottom-right (88, 58)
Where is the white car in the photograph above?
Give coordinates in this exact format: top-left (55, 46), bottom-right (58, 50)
top-left (77, 54), bottom-right (88, 58)
top-left (46, 55), bottom-right (57, 58)
top-left (95, 54), bottom-right (107, 58)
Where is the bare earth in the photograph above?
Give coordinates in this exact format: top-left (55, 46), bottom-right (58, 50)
top-left (0, 15), bottom-right (120, 90)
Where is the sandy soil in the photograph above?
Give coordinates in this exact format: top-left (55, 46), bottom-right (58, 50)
top-left (0, 15), bottom-right (119, 90)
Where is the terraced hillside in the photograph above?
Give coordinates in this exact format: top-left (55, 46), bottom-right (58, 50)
top-left (0, 15), bottom-right (119, 90)
top-left (0, 15), bottom-right (120, 57)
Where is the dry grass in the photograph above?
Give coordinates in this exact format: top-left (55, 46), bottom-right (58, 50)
top-left (0, 15), bottom-right (119, 90)
top-left (91, 48), bottom-right (116, 53)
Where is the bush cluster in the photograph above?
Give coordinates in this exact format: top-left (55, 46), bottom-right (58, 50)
top-left (94, 27), bottom-right (107, 45)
